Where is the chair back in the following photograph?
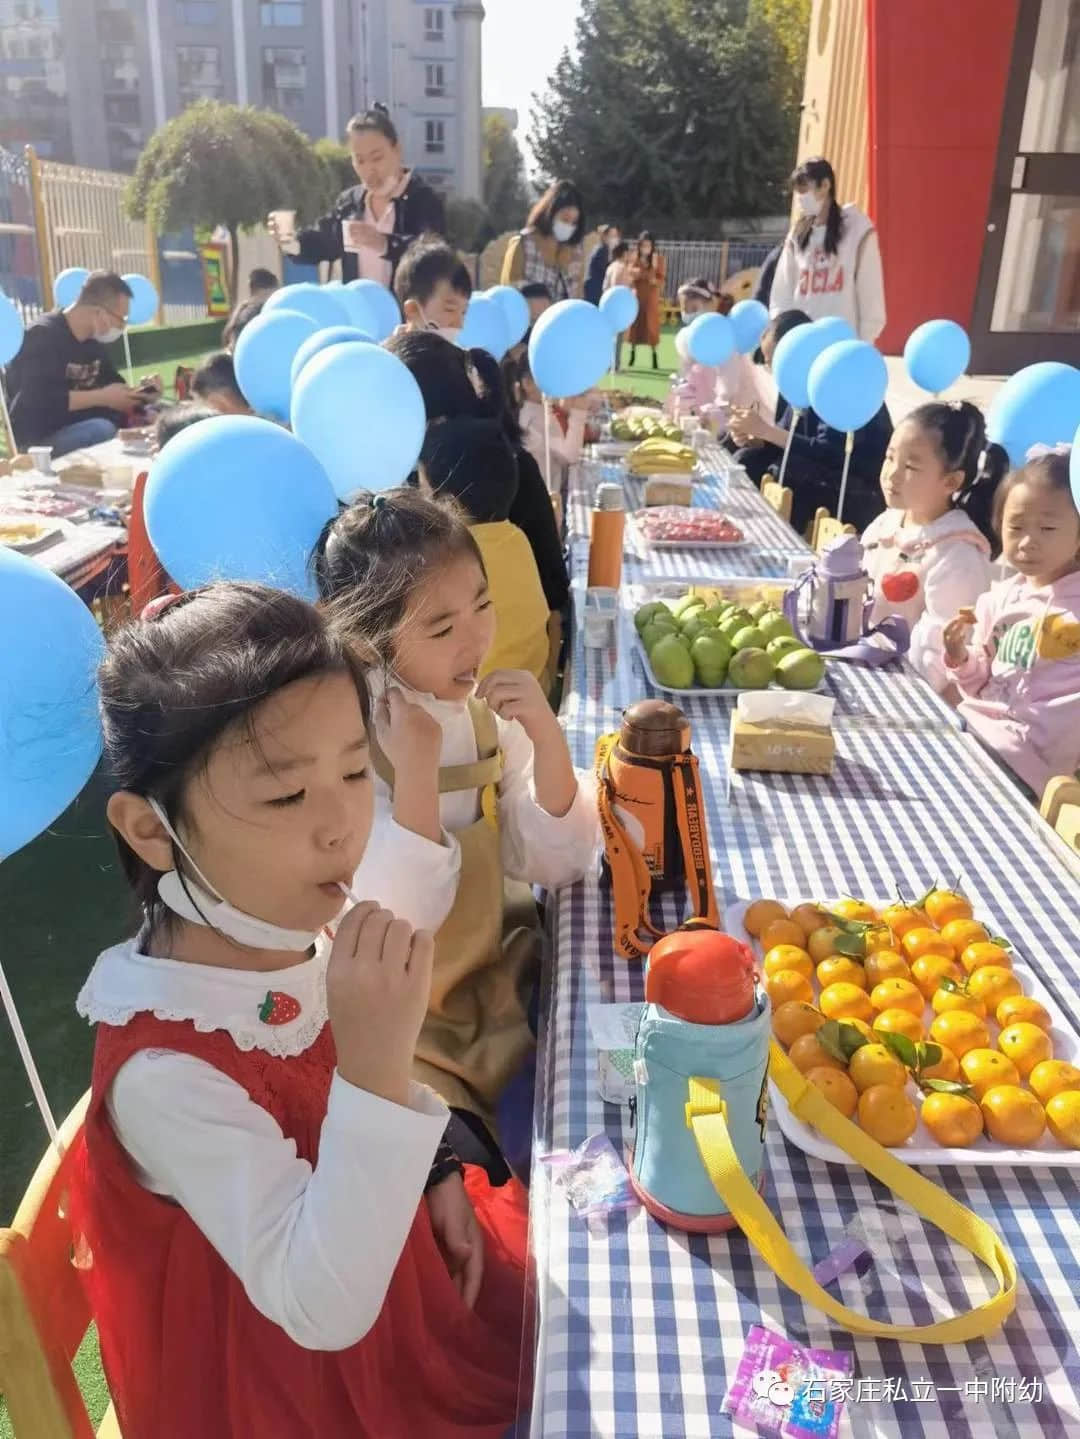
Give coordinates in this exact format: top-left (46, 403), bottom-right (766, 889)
top-left (812, 513), bottom-right (857, 553)
top-left (762, 480), bottom-right (793, 524)
top-left (1040, 777), bottom-right (1080, 853)
top-left (0, 1092), bottom-right (120, 1436)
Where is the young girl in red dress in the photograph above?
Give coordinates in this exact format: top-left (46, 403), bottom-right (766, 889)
top-left (71, 581), bottom-right (531, 1439)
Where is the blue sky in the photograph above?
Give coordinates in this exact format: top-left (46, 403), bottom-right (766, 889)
top-left (481, 0), bottom-right (581, 177)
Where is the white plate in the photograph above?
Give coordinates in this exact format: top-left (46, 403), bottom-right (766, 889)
top-left (725, 898), bottom-right (1080, 1170)
top-left (591, 439), bottom-right (636, 458)
top-left (635, 635), bottom-right (825, 697)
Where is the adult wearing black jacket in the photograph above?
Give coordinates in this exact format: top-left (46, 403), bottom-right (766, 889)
top-left (270, 104), bottom-right (445, 287)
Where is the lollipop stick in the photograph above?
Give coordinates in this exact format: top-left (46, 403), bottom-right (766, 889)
top-left (836, 430), bottom-right (855, 524)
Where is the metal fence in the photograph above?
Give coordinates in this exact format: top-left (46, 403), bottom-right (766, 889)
top-left (657, 236), bottom-right (784, 300)
top-left (0, 146), bottom-right (43, 321)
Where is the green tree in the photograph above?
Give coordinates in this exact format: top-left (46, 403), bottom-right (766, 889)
top-left (483, 113), bottom-right (529, 235)
top-left (312, 136), bottom-right (356, 210)
top-left (127, 101), bottom-right (326, 294)
top-left (530, 0), bottom-right (804, 227)
top-left (445, 196), bottom-right (492, 254)
top-left (751, 0), bottom-right (811, 133)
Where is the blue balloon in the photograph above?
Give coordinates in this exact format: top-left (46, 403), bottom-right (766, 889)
top-left (687, 312), bottom-right (735, 367)
top-left (598, 284), bottom-right (639, 334)
top-left (292, 342), bottom-right (426, 500)
top-left (808, 339), bottom-right (889, 432)
top-left (0, 547), bottom-right (104, 859)
top-left (145, 416), bottom-right (337, 597)
top-left (812, 316), bottom-right (856, 345)
top-left (729, 299), bottom-right (769, 355)
top-left (290, 325), bottom-right (374, 390)
top-left (987, 362), bottom-right (1080, 468)
top-left (344, 279), bottom-right (401, 341)
top-left (234, 307), bottom-right (319, 421)
top-left (122, 273), bottom-right (159, 326)
top-left (457, 294), bottom-right (510, 359)
top-left (0, 292), bottom-right (23, 365)
top-left (263, 282), bottom-right (349, 330)
top-left (53, 266), bottom-right (89, 308)
top-left (487, 284), bottom-right (530, 346)
top-left (528, 299), bottom-right (614, 398)
top-left (773, 322), bottom-right (843, 410)
top-left (904, 319), bottom-right (971, 394)
top-left (335, 284), bottom-right (380, 334)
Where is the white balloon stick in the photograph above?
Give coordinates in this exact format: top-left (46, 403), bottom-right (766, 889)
top-left (776, 407), bottom-right (801, 490)
top-left (0, 956), bottom-right (62, 1152)
top-left (123, 330), bottom-right (134, 385)
top-left (542, 394), bottom-right (553, 495)
top-left (836, 429), bottom-right (855, 524)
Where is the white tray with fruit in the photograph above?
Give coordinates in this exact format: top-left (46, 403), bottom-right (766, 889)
top-left (724, 891), bottom-right (1080, 1169)
top-left (633, 589), bottom-right (827, 694)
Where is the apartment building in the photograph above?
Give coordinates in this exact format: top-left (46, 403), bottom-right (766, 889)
top-left (0, 0), bottom-right (483, 197)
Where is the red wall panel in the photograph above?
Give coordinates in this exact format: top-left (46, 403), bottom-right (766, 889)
top-left (867, 0), bottom-right (1019, 354)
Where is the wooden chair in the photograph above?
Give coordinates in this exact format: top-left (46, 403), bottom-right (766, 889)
top-left (0, 1092), bottom-right (122, 1437)
top-left (810, 508), bottom-right (857, 552)
top-left (1040, 776), bottom-right (1080, 853)
top-left (761, 480), bottom-right (793, 524)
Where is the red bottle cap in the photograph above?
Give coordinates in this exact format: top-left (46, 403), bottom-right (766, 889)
top-left (645, 926), bottom-right (757, 1024)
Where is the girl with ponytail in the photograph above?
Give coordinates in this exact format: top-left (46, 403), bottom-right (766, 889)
top-left (861, 401), bottom-right (1008, 695)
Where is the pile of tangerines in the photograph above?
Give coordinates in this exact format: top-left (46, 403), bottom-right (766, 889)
top-left (745, 888), bottom-right (1080, 1151)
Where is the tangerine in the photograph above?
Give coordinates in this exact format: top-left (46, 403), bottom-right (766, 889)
top-left (790, 902), bottom-right (829, 939)
top-left (922, 887), bottom-right (973, 928)
top-left (995, 995), bottom-right (1052, 1032)
top-left (763, 945), bottom-right (814, 980)
top-left (980, 1085), bottom-right (1046, 1146)
top-left (808, 926), bottom-right (846, 964)
top-left (818, 982), bottom-right (874, 1024)
top-left (919, 1047), bottom-right (961, 1083)
top-left (967, 965), bottom-right (1022, 1012)
top-left (902, 927), bottom-right (955, 962)
top-left (997, 1022), bottom-right (1052, 1079)
top-left (910, 953), bottom-right (963, 1000)
top-left (863, 926), bottom-right (898, 954)
top-left (1045, 1092), bottom-right (1080, 1149)
top-left (929, 1010), bottom-right (990, 1059)
top-left (829, 897), bottom-right (879, 922)
top-left (931, 985), bottom-right (987, 1019)
top-left (961, 941), bottom-right (1012, 975)
top-left (857, 1085), bottom-right (918, 1146)
top-left (881, 903), bottom-right (930, 940)
top-left (764, 969), bottom-right (815, 1009)
top-left (789, 1032), bottom-right (845, 1074)
top-left (772, 1000), bottom-right (826, 1048)
top-left (921, 1092), bottom-right (984, 1148)
top-left (1028, 1060), bottom-right (1080, 1106)
top-left (873, 1008), bottom-right (925, 1044)
top-left (744, 899), bottom-right (789, 938)
top-left (870, 978), bottom-right (924, 1017)
top-left (806, 1066), bottom-right (858, 1118)
top-left (864, 950), bottom-right (912, 986)
top-left (816, 956), bottom-right (867, 990)
top-left (848, 1043), bottom-right (908, 1093)
top-left (959, 1047), bottom-right (1020, 1099)
top-left (940, 918), bottom-right (989, 953)
top-left (760, 918), bottom-right (810, 952)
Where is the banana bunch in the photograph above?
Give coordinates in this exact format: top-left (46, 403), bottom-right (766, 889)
top-left (627, 437), bottom-right (697, 475)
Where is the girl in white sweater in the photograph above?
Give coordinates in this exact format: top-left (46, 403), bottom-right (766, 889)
top-left (861, 401), bottom-right (1007, 695)
top-left (769, 156), bottom-right (887, 343)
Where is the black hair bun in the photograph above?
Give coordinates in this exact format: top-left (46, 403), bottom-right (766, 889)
top-left (372, 101), bottom-right (390, 116)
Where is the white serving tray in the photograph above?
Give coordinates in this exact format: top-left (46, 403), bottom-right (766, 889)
top-left (725, 898), bottom-right (1080, 1170)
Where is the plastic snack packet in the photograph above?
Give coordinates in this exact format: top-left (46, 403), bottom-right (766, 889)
top-left (540, 1134), bottom-right (639, 1223)
top-left (722, 1324), bottom-right (853, 1438)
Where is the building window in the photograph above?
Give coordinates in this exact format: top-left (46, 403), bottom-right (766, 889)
top-left (425, 120), bottom-right (445, 154)
top-left (424, 8), bottom-right (444, 41)
top-left (260, 1), bottom-right (303, 24)
top-left (262, 46), bottom-right (305, 116)
top-left (101, 42), bottom-right (139, 94)
top-left (425, 63), bottom-right (445, 97)
top-left (176, 0), bottom-right (218, 23)
top-left (177, 44), bottom-right (223, 106)
top-left (0, 0), bottom-right (72, 160)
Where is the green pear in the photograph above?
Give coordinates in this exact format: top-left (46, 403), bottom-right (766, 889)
top-left (757, 610), bottom-right (795, 644)
top-left (691, 632), bottom-right (732, 687)
top-left (650, 633), bottom-right (695, 688)
top-left (775, 648), bottom-right (826, 690)
top-left (634, 600), bottom-right (672, 633)
top-left (766, 635), bottom-right (804, 661)
top-left (681, 616), bottom-right (716, 644)
top-left (728, 647), bottom-right (775, 689)
top-left (732, 625), bottom-right (767, 651)
top-left (673, 593), bottom-right (707, 618)
top-left (747, 600), bottom-right (772, 621)
top-left (642, 619), bottom-right (678, 652)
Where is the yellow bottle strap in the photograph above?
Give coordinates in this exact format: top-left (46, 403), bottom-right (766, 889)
top-left (685, 1044), bottom-right (1017, 1342)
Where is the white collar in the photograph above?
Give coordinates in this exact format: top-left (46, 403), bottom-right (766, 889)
top-left (76, 939), bottom-right (329, 1058)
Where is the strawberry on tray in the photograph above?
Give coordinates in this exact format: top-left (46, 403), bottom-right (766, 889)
top-left (634, 507), bottom-right (745, 547)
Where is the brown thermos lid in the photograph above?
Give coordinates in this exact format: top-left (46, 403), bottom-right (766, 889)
top-left (619, 699), bottom-right (691, 757)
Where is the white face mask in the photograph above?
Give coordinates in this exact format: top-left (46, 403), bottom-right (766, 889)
top-left (797, 191), bottom-right (824, 219)
top-left (99, 326), bottom-right (123, 345)
top-left (552, 219), bottom-right (576, 243)
top-left (147, 797), bottom-right (337, 952)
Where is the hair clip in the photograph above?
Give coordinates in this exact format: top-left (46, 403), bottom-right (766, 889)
top-left (141, 592), bottom-right (185, 622)
top-left (948, 399), bottom-right (964, 411)
top-left (1025, 442), bottom-right (1071, 461)
top-left (371, 493), bottom-right (388, 510)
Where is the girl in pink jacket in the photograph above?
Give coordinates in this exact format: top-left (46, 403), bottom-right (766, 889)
top-left (667, 280), bottom-right (760, 432)
top-left (944, 447), bottom-right (1080, 798)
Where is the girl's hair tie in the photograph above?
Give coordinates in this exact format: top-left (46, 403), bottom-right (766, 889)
top-left (141, 592), bottom-right (185, 622)
top-left (371, 493), bottom-right (388, 510)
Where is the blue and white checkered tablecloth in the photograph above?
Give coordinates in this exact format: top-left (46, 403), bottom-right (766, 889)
top-left (528, 456), bottom-right (1080, 1438)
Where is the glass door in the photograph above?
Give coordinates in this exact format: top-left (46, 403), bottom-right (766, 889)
top-left (970, 0), bottom-right (1080, 370)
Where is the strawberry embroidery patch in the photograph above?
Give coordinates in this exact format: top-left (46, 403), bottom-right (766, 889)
top-left (258, 990), bottom-right (301, 1026)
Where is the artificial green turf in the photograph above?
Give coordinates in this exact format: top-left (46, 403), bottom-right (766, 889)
top-left (602, 327), bottom-right (681, 404)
